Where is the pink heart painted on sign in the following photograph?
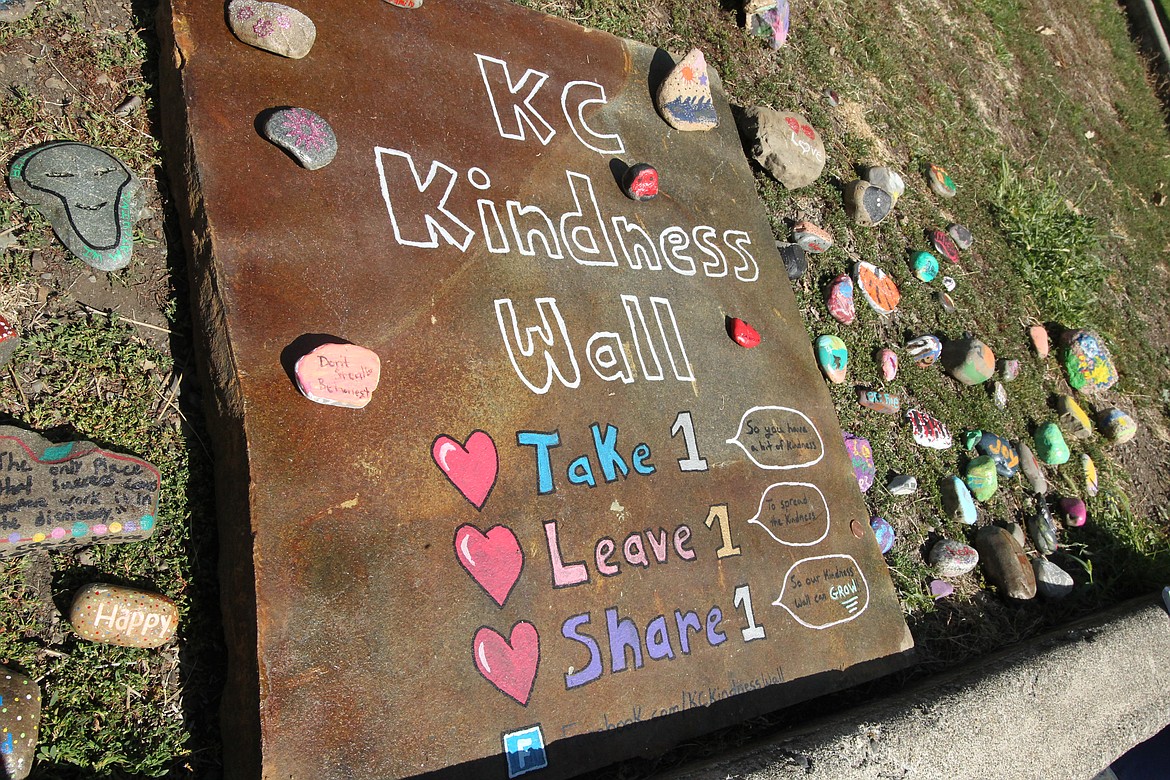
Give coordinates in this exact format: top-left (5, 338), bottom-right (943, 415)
top-left (454, 524), bottom-right (523, 606)
top-left (431, 431), bottom-right (498, 509)
top-left (473, 622), bottom-right (539, 705)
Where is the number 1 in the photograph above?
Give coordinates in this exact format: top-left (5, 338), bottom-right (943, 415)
top-left (671, 411), bottom-right (708, 472)
top-left (704, 504), bottom-right (741, 558)
top-left (733, 585), bottom-right (766, 641)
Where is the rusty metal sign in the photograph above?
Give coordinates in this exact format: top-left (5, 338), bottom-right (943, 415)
top-left (158, 0), bottom-right (912, 777)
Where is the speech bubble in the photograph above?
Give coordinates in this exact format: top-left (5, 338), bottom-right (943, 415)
top-left (772, 554), bottom-right (870, 630)
top-left (726, 406), bottom-right (824, 470)
top-left (746, 482), bottom-right (830, 547)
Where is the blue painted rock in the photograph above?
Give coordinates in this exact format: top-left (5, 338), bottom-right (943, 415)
top-left (844, 180), bottom-right (893, 226)
top-left (843, 432), bottom-right (875, 492)
top-left (1062, 329), bottom-right (1118, 393)
top-left (228, 0), bottom-right (316, 58)
top-left (870, 516), bottom-right (895, 553)
top-left (737, 108), bottom-right (825, 187)
top-left (621, 163), bottom-right (658, 200)
top-left (1027, 500), bottom-right (1059, 555)
top-left (929, 228), bottom-right (960, 264)
top-left (863, 166), bottom-right (905, 201)
top-left (942, 336), bottom-right (995, 385)
top-left (965, 455), bottom-right (998, 501)
top-left (947, 223), bottom-right (973, 250)
top-left (940, 475), bottom-right (977, 524)
top-left (925, 163), bottom-right (957, 198)
top-left (1016, 440), bottom-right (1048, 494)
top-left (854, 261), bottom-right (901, 314)
top-left (1097, 407), bottom-right (1137, 444)
top-left (878, 348), bottom-right (898, 381)
top-left (656, 49), bottom-right (718, 131)
top-left (936, 291), bottom-right (957, 314)
top-left (826, 273), bottom-right (856, 324)
top-left (905, 335), bottom-right (942, 367)
top-left (942, 275), bottom-right (957, 291)
top-left (8, 141), bottom-right (145, 271)
top-left (263, 108), bottom-right (337, 170)
top-left (992, 381), bottom-right (1008, 409)
top-left (1032, 558), bottom-right (1074, 600)
top-left (1057, 496), bottom-right (1087, 527)
top-left (911, 251), bottom-right (939, 282)
top-left (929, 538), bottom-right (979, 577)
top-left (1083, 453), bottom-right (1098, 496)
top-left (857, 388), bottom-right (900, 414)
top-left (976, 526), bottom-right (1036, 600)
top-left (907, 408), bottom-right (951, 449)
top-left (998, 358), bottom-right (1020, 382)
top-left (971, 431), bottom-right (1019, 478)
top-left (777, 242), bottom-right (807, 279)
top-left (887, 474), bottom-right (917, 495)
top-left (815, 335), bottom-right (848, 383)
top-left (792, 220), bottom-right (832, 253)
top-left (1034, 422), bottom-right (1070, 465)
top-left (930, 579), bottom-right (954, 599)
top-left (1057, 394), bottom-right (1093, 440)
top-left (0, 667), bottom-right (40, 780)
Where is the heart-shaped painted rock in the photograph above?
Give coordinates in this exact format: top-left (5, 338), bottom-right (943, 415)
top-left (826, 273), bottom-right (856, 324)
top-left (473, 622), bottom-right (539, 705)
top-left (294, 342), bottom-right (381, 409)
top-left (854, 261), bottom-right (900, 315)
top-left (454, 524), bottom-right (523, 606)
top-left (432, 431), bottom-right (499, 509)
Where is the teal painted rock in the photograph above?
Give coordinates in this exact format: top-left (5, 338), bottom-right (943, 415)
top-left (1062, 329), bottom-right (1118, 393)
top-left (1034, 422), bottom-right (1070, 465)
top-left (815, 334), bottom-right (848, 383)
top-left (962, 429), bottom-right (983, 450)
top-left (965, 455), bottom-right (999, 501)
top-left (911, 251), bottom-right (939, 282)
top-left (942, 336), bottom-right (995, 386)
top-left (1097, 407), bottom-right (1137, 444)
top-left (1027, 500), bottom-right (1059, 555)
top-left (940, 476), bottom-right (978, 524)
top-left (0, 666), bottom-right (41, 780)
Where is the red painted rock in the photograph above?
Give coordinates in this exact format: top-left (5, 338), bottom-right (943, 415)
top-left (1029, 324), bottom-right (1050, 358)
top-left (792, 220), bottom-right (832, 253)
top-left (382, 0), bottom-right (423, 7)
top-left (69, 583), bottom-right (179, 648)
top-left (928, 228), bottom-right (960, 264)
top-left (0, 316), bottom-right (18, 369)
top-left (877, 348), bottom-right (898, 381)
top-left (621, 163), bottom-right (658, 200)
top-left (826, 273), bottom-right (856, 324)
top-left (294, 342), bottom-right (381, 409)
top-left (729, 317), bottom-right (760, 348)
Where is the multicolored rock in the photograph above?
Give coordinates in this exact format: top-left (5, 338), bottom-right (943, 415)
top-left (965, 455), bottom-right (998, 501)
top-left (940, 475), bottom-right (977, 524)
top-left (870, 516), bottom-right (895, 553)
top-left (228, 0), bottom-right (316, 58)
top-left (1057, 394), bottom-right (1093, 439)
top-left (887, 474), bottom-right (917, 495)
top-left (1028, 500), bottom-right (1059, 555)
top-left (929, 538), bottom-right (979, 577)
top-left (857, 388), bottom-right (900, 414)
top-left (975, 526), bottom-right (1036, 601)
top-left (0, 667), bottom-right (40, 780)
top-left (826, 273), bottom-right (856, 324)
top-left (730, 317), bottom-right (761, 348)
top-left (969, 431), bottom-right (1019, 477)
top-left (863, 166), bottom-right (905, 201)
top-left (1029, 325), bottom-right (1050, 358)
top-left (907, 408), bottom-right (951, 449)
top-left (943, 336), bottom-right (995, 385)
top-left (925, 163), bottom-right (957, 198)
top-left (1097, 407), bottom-right (1137, 444)
top-left (929, 228), bottom-right (960, 264)
top-left (0, 316), bottom-right (19, 370)
top-left (294, 342), bottom-right (381, 408)
top-left (1033, 558), bottom-right (1074, 600)
top-left (737, 108), bottom-right (825, 187)
top-left (947, 223), bottom-right (973, 250)
top-left (792, 220), bottom-right (832, 253)
top-left (815, 335), bottom-right (848, 382)
top-left (843, 432), bottom-right (875, 493)
top-left (911, 251), bottom-right (939, 282)
top-left (877, 348), bottom-right (898, 381)
top-left (854, 261), bottom-right (900, 314)
top-left (1083, 453), bottom-right (1098, 496)
top-left (1017, 441), bottom-right (1048, 494)
top-left (1034, 422), bottom-right (1070, 465)
top-left (998, 358), bottom-right (1020, 382)
top-left (621, 163), bottom-right (659, 201)
top-left (745, 0), bottom-right (790, 48)
top-left (263, 107), bottom-right (337, 170)
top-left (1062, 329), bottom-right (1118, 393)
top-left (1057, 497), bottom-right (1087, 527)
top-left (844, 180), bottom-right (893, 226)
top-left (69, 583), bottom-right (179, 648)
top-left (655, 49), bottom-right (718, 131)
top-left (905, 335), bottom-right (942, 367)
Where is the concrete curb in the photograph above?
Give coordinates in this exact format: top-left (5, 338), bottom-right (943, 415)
top-left (671, 594), bottom-right (1170, 780)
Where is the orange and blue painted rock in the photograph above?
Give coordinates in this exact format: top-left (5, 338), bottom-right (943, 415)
top-left (655, 49), bottom-right (718, 131)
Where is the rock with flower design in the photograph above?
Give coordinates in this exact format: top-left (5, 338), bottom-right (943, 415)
top-left (657, 49), bottom-right (718, 131)
top-left (736, 107), bottom-right (825, 187)
top-left (1062, 329), bottom-right (1118, 393)
top-left (0, 666), bottom-right (41, 780)
top-left (228, 0), bottom-right (316, 58)
top-left (263, 108), bottom-right (337, 170)
top-left (826, 273), bottom-right (855, 324)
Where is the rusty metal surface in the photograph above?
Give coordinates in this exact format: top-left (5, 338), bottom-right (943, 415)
top-left (159, 0), bottom-right (913, 777)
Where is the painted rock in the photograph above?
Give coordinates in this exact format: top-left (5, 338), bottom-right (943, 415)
top-left (887, 474), bottom-right (917, 495)
top-left (911, 251), bottom-right (939, 282)
top-left (227, 0), bottom-right (316, 58)
top-left (1057, 394), bottom-right (1093, 439)
top-left (736, 107), bottom-right (825, 187)
top-left (965, 455), bottom-right (998, 502)
top-left (854, 261), bottom-right (900, 314)
top-left (844, 180), bottom-right (893, 226)
top-left (815, 335), bottom-right (847, 383)
top-left (907, 408), bottom-right (951, 449)
top-left (0, 316), bottom-right (19, 370)
top-left (975, 526), bottom-right (1036, 601)
top-left (940, 476), bottom-right (977, 524)
top-left (730, 317), bottom-right (761, 348)
top-left (863, 166), bottom-right (905, 200)
top-left (792, 220), bottom-right (832, 253)
top-left (8, 141), bottom-right (145, 271)
top-left (870, 516), bottom-right (895, 553)
top-left (936, 291), bottom-right (956, 314)
top-left (69, 583), bottom-right (179, 648)
top-left (263, 107), bottom-right (337, 170)
top-left (972, 431), bottom-right (1020, 478)
top-left (621, 163), bottom-right (658, 201)
top-left (1017, 440), bottom-right (1048, 494)
top-left (1097, 407), bottom-right (1137, 444)
top-left (1033, 558), bottom-right (1074, 600)
top-left (905, 335), bottom-right (942, 367)
top-left (778, 243), bottom-right (807, 279)
top-left (857, 388), bottom-right (900, 414)
top-left (930, 580), bottom-right (954, 599)
top-left (843, 432), bottom-right (875, 493)
top-left (826, 273), bottom-right (856, 324)
top-left (929, 538), bottom-right (979, 577)
top-left (294, 342), bottom-right (381, 409)
top-left (382, 0), bottom-right (424, 7)
top-left (823, 89), bottom-right (840, 107)
top-left (1083, 453), bottom-right (1098, 496)
top-left (1029, 324), bottom-right (1050, 358)
top-left (655, 49), bottom-right (718, 131)
top-left (942, 336), bottom-right (995, 385)
top-left (0, 0), bottom-right (36, 23)
top-left (746, 0), bottom-right (790, 49)
top-left (1002, 521), bottom-right (1027, 549)
top-left (1034, 422), bottom-right (1070, 465)
top-left (942, 275), bottom-right (957, 292)
top-left (929, 228), bottom-right (960, 264)
top-left (947, 223), bottom-right (974, 250)
top-left (0, 667), bottom-right (40, 780)
top-left (1062, 329), bottom-right (1118, 393)
top-left (1027, 501), bottom-right (1059, 555)
top-left (0, 426), bottom-right (159, 559)
top-left (998, 358), bottom-right (1020, 382)
top-left (925, 162), bottom-right (957, 198)
top-left (1057, 497), bottom-right (1087, 527)
top-left (993, 381), bottom-right (1008, 409)
top-left (877, 348), bottom-right (898, 381)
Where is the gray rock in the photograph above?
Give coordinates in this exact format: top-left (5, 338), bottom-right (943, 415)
top-left (736, 106), bottom-right (825, 188)
top-left (887, 474), bottom-right (917, 496)
top-left (1032, 558), bottom-right (1074, 600)
top-left (975, 526), bottom-right (1036, 601)
top-left (929, 538), bottom-right (979, 578)
top-left (7, 141), bottom-right (144, 271)
top-left (263, 108), bottom-right (337, 170)
top-left (1027, 500), bottom-right (1059, 555)
top-left (947, 222), bottom-right (973, 250)
top-left (228, 0), bottom-right (316, 59)
top-left (0, 666), bottom-right (41, 780)
top-left (1016, 440), bottom-right (1048, 494)
top-left (0, 0), bottom-right (36, 23)
top-left (1000, 521), bottom-right (1027, 550)
top-left (863, 166), bottom-right (905, 200)
top-left (843, 180), bottom-right (893, 226)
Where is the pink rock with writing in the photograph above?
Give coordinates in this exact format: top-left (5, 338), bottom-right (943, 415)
top-left (294, 342), bottom-right (381, 409)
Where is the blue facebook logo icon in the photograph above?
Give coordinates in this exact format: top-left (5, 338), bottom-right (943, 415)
top-left (503, 725), bottom-right (548, 778)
